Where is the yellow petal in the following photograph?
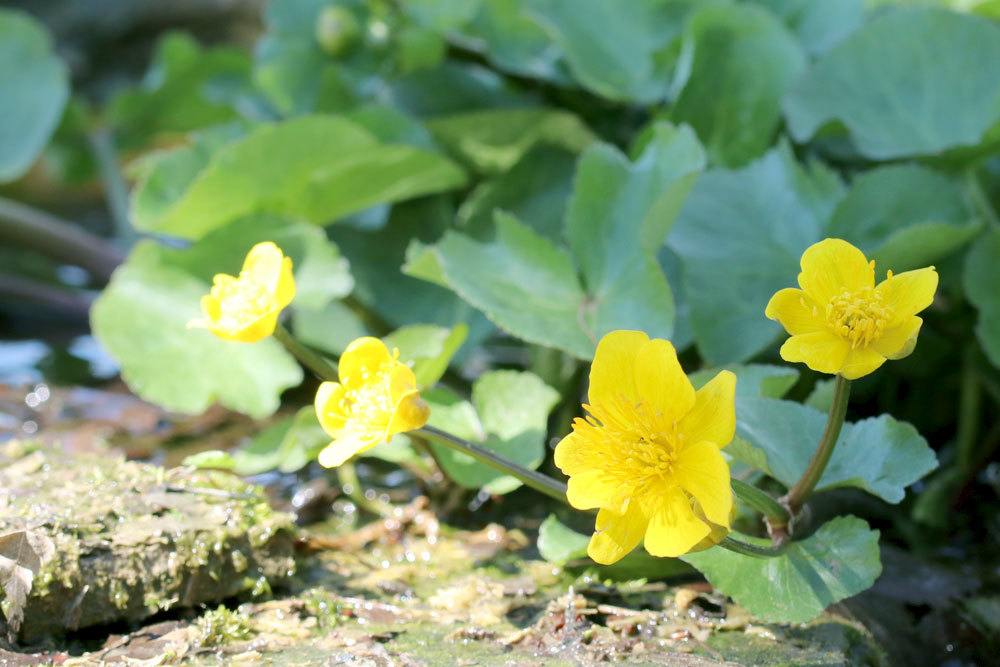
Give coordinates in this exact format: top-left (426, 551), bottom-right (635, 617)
top-left (587, 330), bottom-right (648, 408)
top-left (873, 316), bottom-right (922, 360)
top-left (554, 427), bottom-right (612, 476)
top-left (232, 310), bottom-right (280, 343)
top-left (566, 470), bottom-right (622, 511)
top-left (243, 241), bottom-right (285, 280)
top-left (678, 370), bottom-right (736, 448)
top-left (318, 431), bottom-right (378, 468)
top-left (876, 267), bottom-right (937, 326)
top-left (643, 487), bottom-right (711, 558)
top-left (587, 503), bottom-right (646, 565)
top-left (275, 255), bottom-right (296, 308)
top-left (798, 238), bottom-right (874, 304)
top-left (315, 381), bottom-right (348, 435)
top-left (339, 337), bottom-right (392, 386)
top-left (386, 363), bottom-right (420, 405)
top-left (674, 441), bottom-right (732, 528)
top-left (779, 331), bottom-right (850, 375)
top-left (765, 288), bottom-right (825, 335)
top-left (386, 391), bottom-right (429, 436)
top-left (634, 337), bottom-right (695, 425)
top-left (840, 347), bottom-right (887, 380)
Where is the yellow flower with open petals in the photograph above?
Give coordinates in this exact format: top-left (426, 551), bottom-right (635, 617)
top-left (189, 241), bottom-right (295, 343)
top-left (554, 330), bottom-right (736, 565)
top-left (314, 337), bottom-right (430, 468)
top-left (766, 238), bottom-right (938, 380)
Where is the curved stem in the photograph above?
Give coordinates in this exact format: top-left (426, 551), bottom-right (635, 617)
top-left (731, 479), bottom-right (789, 525)
top-left (0, 196), bottom-right (124, 282)
top-left (273, 324), bottom-right (339, 381)
top-left (719, 533), bottom-right (789, 559)
top-left (415, 425), bottom-right (568, 503)
top-left (783, 375), bottom-right (851, 517)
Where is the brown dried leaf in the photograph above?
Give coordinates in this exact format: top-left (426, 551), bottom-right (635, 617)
top-left (0, 529), bottom-right (55, 640)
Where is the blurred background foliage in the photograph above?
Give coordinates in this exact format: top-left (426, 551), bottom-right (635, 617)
top-left (1, 0), bottom-right (1000, 653)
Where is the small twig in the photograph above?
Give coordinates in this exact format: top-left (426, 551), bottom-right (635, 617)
top-left (0, 273), bottom-right (94, 317)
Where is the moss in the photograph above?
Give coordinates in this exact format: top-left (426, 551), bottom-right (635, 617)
top-left (194, 605), bottom-right (254, 647)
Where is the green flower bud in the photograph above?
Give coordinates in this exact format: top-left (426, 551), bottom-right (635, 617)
top-left (315, 5), bottom-right (361, 56)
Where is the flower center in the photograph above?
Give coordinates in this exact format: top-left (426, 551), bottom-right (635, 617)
top-left (825, 287), bottom-right (891, 349)
top-left (338, 373), bottom-right (393, 426)
top-left (622, 423), bottom-right (683, 487)
top-left (217, 274), bottom-right (273, 326)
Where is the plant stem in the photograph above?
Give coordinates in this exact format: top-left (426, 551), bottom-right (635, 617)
top-left (414, 424), bottom-right (568, 503)
top-left (273, 324), bottom-right (339, 381)
top-left (783, 375), bottom-right (851, 518)
top-left (336, 461), bottom-right (394, 516)
top-left (731, 479), bottom-right (789, 525)
top-left (0, 273), bottom-right (94, 317)
top-left (968, 170), bottom-right (1000, 229)
top-left (0, 196), bottom-right (124, 282)
top-left (89, 128), bottom-right (136, 245)
top-left (719, 534), bottom-right (789, 559)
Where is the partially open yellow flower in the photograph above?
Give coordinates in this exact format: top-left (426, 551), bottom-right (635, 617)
top-left (554, 330), bottom-right (736, 565)
top-left (766, 238), bottom-right (938, 380)
top-left (314, 337), bottom-right (430, 468)
top-left (188, 241), bottom-right (295, 343)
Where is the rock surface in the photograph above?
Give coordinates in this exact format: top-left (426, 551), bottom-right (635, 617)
top-left (0, 441), bottom-right (295, 642)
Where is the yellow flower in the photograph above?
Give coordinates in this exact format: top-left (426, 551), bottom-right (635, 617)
top-left (765, 238), bottom-right (938, 380)
top-left (554, 331), bottom-right (736, 564)
top-left (189, 241), bottom-right (295, 343)
top-left (314, 337), bottom-right (430, 468)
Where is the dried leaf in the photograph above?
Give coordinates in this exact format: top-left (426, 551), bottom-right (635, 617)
top-left (0, 530), bottom-right (55, 640)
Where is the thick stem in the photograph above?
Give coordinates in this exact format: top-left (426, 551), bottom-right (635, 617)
top-left (0, 196), bottom-right (124, 282)
top-left (956, 348), bottom-right (982, 473)
top-left (273, 324), bottom-right (339, 381)
top-left (731, 479), bottom-right (789, 525)
top-left (415, 425), bottom-right (568, 503)
top-left (0, 273), bottom-right (94, 318)
top-left (783, 375), bottom-right (851, 517)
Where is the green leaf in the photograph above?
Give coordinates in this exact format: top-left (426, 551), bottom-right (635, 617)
top-left (671, 2), bottom-right (805, 167)
top-left (436, 212), bottom-right (593, 358)
top-left (783, 7), bottom-right (1000, 159)
top-left (805, 378), bottom-right (836, 412)
top-left (134, 115), bottom-right (466, 239)
top-left (427, 371), bottom-right (558, 494)
top-left (751, 0), bottom-right (863, 56)
top-left (525, 0), bottom-right (691, 103)
top-left (537, 514), bottom-right (589, 565)
top-left (427, 107), bottom-right (594, 174)
top-left (433, 124), bottom-right (703, 358)
top-left (668, 144), bottom-right (843, 363)
top-left (182, 450), bottom-right (237, 471)
top-left (462, 0), bottom-right (569, 82)
top-left (457, 144), bottom-right (579, 243)
top-left (0, 9), bottom-right (69, 182)
top-left (683, 516), bottom-right (882, 623)
top-left (384, 324), bottom-right (468, 389)
top-left (108, 32), bottom-right (250, 148)
top-left (735, 397), bottom-right (938, 503)
top-left (964, 229), bottom-right (1000, 367)
top-left (91, 242), bottom-right (302, 418)
top-left (229, 407), bottom-right (329, 475)
top-left (827, 164), bottom-right (981, 272)
top-left (689, 364), bottom-right (799, 399)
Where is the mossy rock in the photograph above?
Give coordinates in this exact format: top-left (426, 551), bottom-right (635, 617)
top-left (0, 441), bottom-right (295, 643)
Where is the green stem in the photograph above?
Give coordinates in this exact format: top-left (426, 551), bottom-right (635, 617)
top-left (414, 425), bottom-right (568, 503)
top-left (720, 533), bottom-right (789, 559)
top-left (783, 375), bottom-right (851, 517)
top-left (337, 461), bottom-right (394, 516)
top-left (273, 324), bottom-right (339, 381)
top-left (0, 196), bottom-right (124, 282)
top-left (89, 128), bottom-right (136, 244)
top-left (731, 479), bottom-right (789, 525)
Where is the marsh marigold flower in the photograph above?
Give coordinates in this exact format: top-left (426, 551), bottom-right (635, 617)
top-left (554, 331), bottom-right (736, 564)
top-left (314, 337), bottom-right (429, 468)
top-left (189, 241), bottom-right (295, 343)
top-left (765, 238), bottom-right (938, 380)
